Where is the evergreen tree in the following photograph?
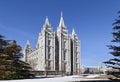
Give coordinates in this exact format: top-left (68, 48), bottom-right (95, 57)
top-left (104, 11), bottom-right (120, 79)
top-left (0, 35), bottom-right (13, 79)
top-left (0, 35), bottom-right (34, 80)
top-left (0, 35), bottom-right (8, 52)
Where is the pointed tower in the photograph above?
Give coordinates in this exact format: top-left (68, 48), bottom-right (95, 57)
top-left (71, 28), bottom-right (80, 75)
top-left (36, 16), bottom-right (52, 49)
top-left (57, 12), bottom-right (68, 34)
top-left (36, 16), bottom-right (55, 71)
top-left (44, 16), bottom-right (50, 26)
top-left (56, 12), bottom-right (71, 74)
top-left (23, 40), bottom-right (32, 62)
top-left (42, 16), bottom-right (52, 31)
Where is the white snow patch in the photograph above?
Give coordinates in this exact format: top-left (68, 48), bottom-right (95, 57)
top-left (86, 74), bottom-right (100, 78)
top-left (0, 75), bottom-right (109, 82)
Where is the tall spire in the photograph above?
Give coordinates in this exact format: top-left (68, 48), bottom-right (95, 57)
top-left (45, 16), bottom-right (50, 25)
top-left (72, 28), bottom-right (75, 35)
top-left (59, 11), bottom-right (65, 27)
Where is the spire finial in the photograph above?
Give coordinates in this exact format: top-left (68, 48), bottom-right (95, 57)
top-left (45, 16), bottom-right (50, 25)
top-left (61, 11), bottom-right (63, 17)
top-left (72, 28), bottom-right (75, 35)
top-left (59, 11), bottom-right (65, 27)
top-left (26, 40), bottom-right (30, 45)
top-left (46, 16), bottom-right (48, 19)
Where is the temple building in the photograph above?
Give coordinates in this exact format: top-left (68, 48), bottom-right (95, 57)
top-left (23, 13), bottom-right (80, 75)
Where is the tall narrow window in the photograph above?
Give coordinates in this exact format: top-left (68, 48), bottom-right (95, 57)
top-left (48, 47), bottom-right (51, 53)
top-left (48, 61), bottom-right (51, 70)
top-left (48, 53), bottom-right (51, 59)
top-left (76, 57), bottom-right (78, 62)
top-left (48, 40), bottom-right (51, 45)
top-left (76, 47), bottom-right (77, 52)
top-left (76, 52), bottom-right (77, 58)
top-left (75, 53), bottom-right (78, 62)
top-left (64, 50), bottom-right (66, 60)
top-left (63, 41), bottom-right (66, 48)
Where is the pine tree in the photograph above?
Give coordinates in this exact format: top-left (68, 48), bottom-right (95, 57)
top-left (0, 35), bottom-right (34, 80)
top-left (104, 11), bottom-right (120, 79)
top-left (0, 35), bottom-right (8, 52)
top-left (0, 35), bottom-right (13, 79)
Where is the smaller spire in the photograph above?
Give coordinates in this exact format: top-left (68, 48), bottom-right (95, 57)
top-left (25, 40), bottom-right (32, 50)
top-left (45, 16), bottom-right (50, 25)
top-left (26, 40), bottom-right (30, 45)
top-left (72, 28), bottom-right (75, 35)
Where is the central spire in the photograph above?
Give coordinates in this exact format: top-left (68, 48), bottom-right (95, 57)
top-left (45, 16), bottom-right (50, 26)
top-left (59, 11), bottom-right (65, 27)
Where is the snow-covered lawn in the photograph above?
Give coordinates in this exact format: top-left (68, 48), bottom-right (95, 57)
top-left (0, 74), bottom-right (109, 82)
top-left (85, 74), bottom-right (100, 78)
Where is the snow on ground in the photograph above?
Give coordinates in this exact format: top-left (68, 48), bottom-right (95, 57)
top-left (85, 74), bottom-right (100, 78)
top-left (0, 74), bottom-right (109, 82)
